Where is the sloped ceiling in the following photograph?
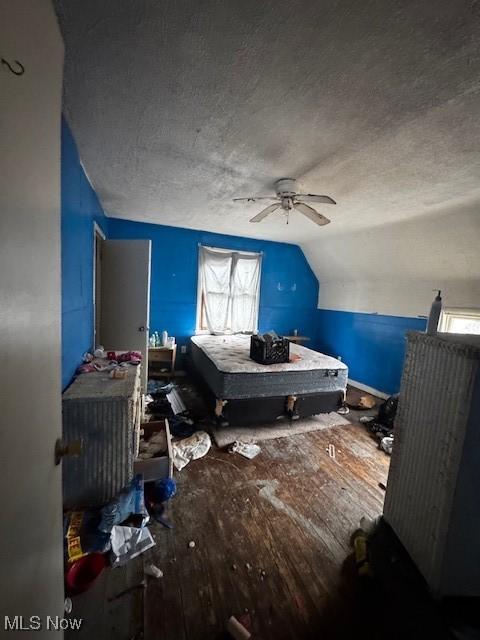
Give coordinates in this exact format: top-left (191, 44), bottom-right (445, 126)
top-left (57, 0), bottom-right (480, 246)
top-left (303, 204), bottom-right (480, 315)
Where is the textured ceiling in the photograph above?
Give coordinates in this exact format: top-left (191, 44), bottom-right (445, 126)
top-left (57, 0), bottom-right (480, 243)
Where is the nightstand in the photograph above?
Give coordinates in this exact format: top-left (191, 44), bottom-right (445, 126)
top-left (148, 345), bottom-right (177, 377)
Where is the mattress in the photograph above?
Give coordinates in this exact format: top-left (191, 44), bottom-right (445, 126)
top-left (190, 334), bottom-right (348, 400)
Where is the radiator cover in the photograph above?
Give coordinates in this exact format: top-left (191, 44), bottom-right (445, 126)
top-left (384, 332), bottom-right (480, 597)
top-left (62, 366), bottom-right (141, 508)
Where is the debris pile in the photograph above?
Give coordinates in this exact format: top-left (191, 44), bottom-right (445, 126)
top-left (63, 472), bottom-right (176, 596)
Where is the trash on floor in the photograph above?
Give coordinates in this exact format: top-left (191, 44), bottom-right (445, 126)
top-left (358, 394), bottom-right (376, 409)
top-left (327, 443), bottom-right (336, 459)
top-left (351, 527), bottom-right (372, 578)
top-left (226, 614), bottom-right (252, 640)
top-left (62, 471), bottom-right (167, 596)
top-left (99, 474), bottom-right (149, 533)
top-left (145, 564), bottom-right (163, 579)
top-left (380, 435), bottom-right (394, 455)
top-left (351, 515), bottom-right (381, 579)
top-left (145, 394), bottom-right (171, 415)
top-left (110, 525), bottom-right (156, 566)
top-left (172, 430), bottom-right (211, 470)
top-left (168, 415), bottom-right (197, 438)
top-left (229, 441), bottom-right (261, 460)
top-left (346, 389), bottom-right (377, 410)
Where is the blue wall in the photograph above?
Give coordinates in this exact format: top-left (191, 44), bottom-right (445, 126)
top-left (316, 309), bottom-right (427, 395)
top-left (61, 119), bottom-right (108, 389)
top-left (108, 219), bottom-right (318, 360)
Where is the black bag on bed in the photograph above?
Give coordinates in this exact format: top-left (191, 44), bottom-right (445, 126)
top-left (250, 332), bottom-right (290, 365)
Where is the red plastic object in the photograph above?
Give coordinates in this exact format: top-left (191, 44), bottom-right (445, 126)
top-left (66, 553), bottom-right (107, 595)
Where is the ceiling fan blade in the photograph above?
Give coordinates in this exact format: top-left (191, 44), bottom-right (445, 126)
top-left (296, 194), bottom-right (336, 205)
top-left (294, 202), bottom-right (331, 226)
top-left (233, 196), bottom-right (279, 203)
top-left (250, 203), bottom-right (280, 223)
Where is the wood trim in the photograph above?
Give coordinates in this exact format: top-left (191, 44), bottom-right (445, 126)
top-left (164, 418), bottom-right (174, 479)
top-left (348, 378), bottom-right (389, 400)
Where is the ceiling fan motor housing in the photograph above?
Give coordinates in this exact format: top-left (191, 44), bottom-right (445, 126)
top-left (275, 178), bottom-right (297, 198)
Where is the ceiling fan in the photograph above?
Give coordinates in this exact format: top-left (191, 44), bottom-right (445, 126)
top-left (233, 178), bottom-right (336, 226)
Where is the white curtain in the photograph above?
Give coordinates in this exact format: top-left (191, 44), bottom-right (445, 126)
top-left (198, 246), bottom-right (261, 334)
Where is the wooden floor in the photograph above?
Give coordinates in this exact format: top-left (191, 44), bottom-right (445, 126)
top-left (143, 421), bottom-right (390, 639)
top-left (67, 383), bottom-right (468, 639)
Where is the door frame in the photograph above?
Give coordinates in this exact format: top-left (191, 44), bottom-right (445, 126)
top-left (93, 221), bottom-right (106, 348)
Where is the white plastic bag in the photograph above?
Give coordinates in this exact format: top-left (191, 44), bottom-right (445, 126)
top-left (172, 431), bottom-right (211, 470)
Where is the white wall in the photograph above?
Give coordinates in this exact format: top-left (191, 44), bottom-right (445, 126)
top-left (302, 204), bottom-right (480, 317)
top-left (0, 0), bottom-right (65, 630)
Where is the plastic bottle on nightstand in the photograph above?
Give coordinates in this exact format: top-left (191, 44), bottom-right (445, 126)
top-left (426, 290), bottom-right (442, 335)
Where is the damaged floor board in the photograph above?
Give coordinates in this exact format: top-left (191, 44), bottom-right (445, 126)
top-left (144, 421), bottom-right (391, 639)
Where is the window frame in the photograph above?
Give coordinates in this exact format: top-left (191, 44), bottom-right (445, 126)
top-left (438, 307), bottom-right (480, 334)
top-left (195, 244), bottom-right (262, 335)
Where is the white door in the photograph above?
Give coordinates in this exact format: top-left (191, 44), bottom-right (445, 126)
top-left (100, 240), bottom-right (151, 390)
top-left (0, 0), bottom-right (65, 631)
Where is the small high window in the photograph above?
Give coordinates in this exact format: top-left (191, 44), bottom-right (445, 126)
top-left (439, 308), bottom-right (480, 335)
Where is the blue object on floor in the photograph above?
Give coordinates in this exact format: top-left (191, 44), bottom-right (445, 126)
top-left (153, 477), bottom-right (177, 503)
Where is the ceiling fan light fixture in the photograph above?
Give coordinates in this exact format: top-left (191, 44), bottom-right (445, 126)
top-left (234, 178), bottom-right (336, 227)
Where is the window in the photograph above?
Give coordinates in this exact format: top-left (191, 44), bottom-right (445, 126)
top-left (196, 245), bottom-right (261, 334)
top-left (439, 308), bottom-right (480, 335)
